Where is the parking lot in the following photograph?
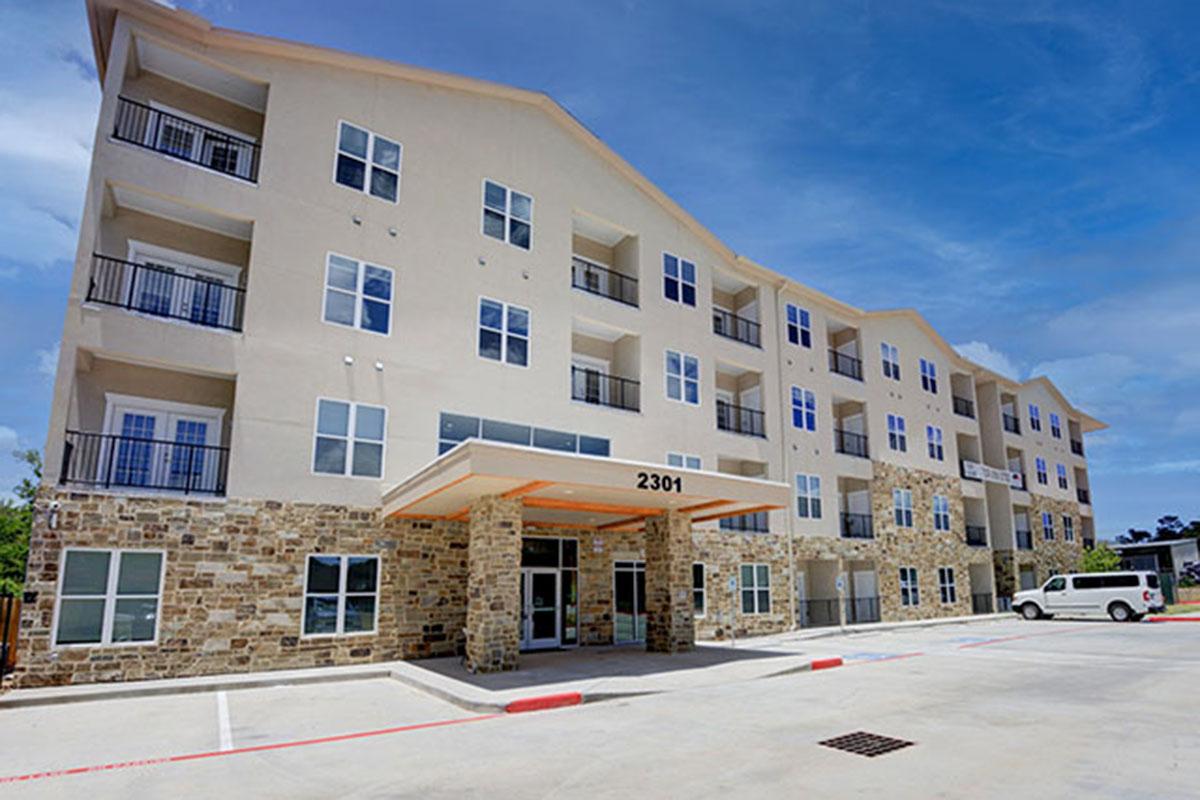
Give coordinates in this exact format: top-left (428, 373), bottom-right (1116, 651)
top-left (2, 618), bottom-right (1197, 798)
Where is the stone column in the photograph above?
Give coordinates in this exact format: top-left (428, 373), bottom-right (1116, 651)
top-left (644, 510), bottom-right (695, 653)
top-left (465, 495), bottom-right (522, 673)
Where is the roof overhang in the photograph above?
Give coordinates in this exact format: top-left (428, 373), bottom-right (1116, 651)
top-left (382, 441), bottom-right (791, 532)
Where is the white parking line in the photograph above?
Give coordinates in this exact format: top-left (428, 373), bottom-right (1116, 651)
top-left (216, 691), bottom-right (233, 752)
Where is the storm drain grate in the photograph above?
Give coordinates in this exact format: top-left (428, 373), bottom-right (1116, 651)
top-left (819, 731), bottom-right (915, 758)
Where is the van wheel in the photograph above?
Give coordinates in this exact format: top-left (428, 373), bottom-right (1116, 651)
top-left (1108, 602), bottom-right (1133, 622)
top-left (1021, 603), bottom-right (1041, 620)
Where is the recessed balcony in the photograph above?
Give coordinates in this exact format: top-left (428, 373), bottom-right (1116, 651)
top-left (87, 254), bottom-right (246, 332)
top-left (571, 213), bottom-right (639, 307)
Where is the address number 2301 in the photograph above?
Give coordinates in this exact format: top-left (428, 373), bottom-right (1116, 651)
top-left (636, 472), bottom-right (683, 493)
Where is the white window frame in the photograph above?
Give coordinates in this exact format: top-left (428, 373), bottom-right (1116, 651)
top-left (926, 425), bottom-right (944, 461)
top-left (1056, 463), bottom-right (1069, 490)
top-left (141, 100), bottom-right (259, 181)
top-left (893, 488), bottom-right (914, 528)
top-left (301, 553), bottom-right (381, 638)
top-left (740, 563), bottom-right (771, 615)
top-left (311, 398), bottom-right (388, 479)
top-left (321, 253), bottom-right (394, 336)
top-left (1063, 515), bottom-right (1075, 542)
top-left (478, 297), bottom-right (531, 368)
top-left (887, 414), bottom-right (907, 452)
top-left (1035, 457), bottom-right (1048, 485)
top-left (791, 386), bottom-right (816, 432)
top-left (481, 179), bottom-right (533, 250)
top-left (665, 350), bottom-right (700, 405)
top-left (1050, 413), bottom-right (1062, 439)
top-left (796, 473), bottom-right (822, 519)
top-left (933, 494), bottom-right (951, 531)
top-left (938, 567), bottom-right (957, 605)
top-left (1042, 511), bottom-right (1055, 540)
top-left (920, 358), bottom-right (938, 394)
top-left (693, 562), bottom-right (706, 618)
top-left (51, 547), bottom-right (167, 648)
top-left (332, 120), bottom-right (401, 203)
top-left (668, 452), bottom-right (702, 470)
top-left (1029, 404), bottom-right (1042, 432)
top-left (662, 252), bottom-right (696, 307)
top-left (785, 304), bottom-right (811, 348)
top-left (881, 342), bottom-right (900, 380)
top-left (900, 566), bottom-right (920, 607)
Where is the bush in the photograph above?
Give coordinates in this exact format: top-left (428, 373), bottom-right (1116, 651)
top-left (1081, 543), bottom-right (1121, 573)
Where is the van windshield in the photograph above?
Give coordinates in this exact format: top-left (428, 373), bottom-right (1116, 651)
top-left (1146, 574), bottom-right (1160, 589)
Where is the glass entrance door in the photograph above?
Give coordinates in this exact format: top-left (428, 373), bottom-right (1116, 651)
top-left (521, 568), bottom-right (560, 650)
top-left (613, 561), bottom-right (646, 643)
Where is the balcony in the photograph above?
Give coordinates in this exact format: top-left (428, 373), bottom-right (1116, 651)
top-left (719, 511), bottom-right (769, 533)
top-left (834, 429), bottom-right (869, 459)
top-left (60, 430), bottom-right (229, 496)
top-left (570, 365), bottom-right (639, 412)
top-left (828, 349), bottom-right (863, 381)
top-left (87, 254), bottom-right (246, 332)
top-left (797, 598), bottom-right (841, 628)
top-left (1077, 488), bottom-right (1091, 505)
top-left (1016, 529), bottom-right (1033, 550)
top-left (846, 596), bottom-right (881, 624)
top-left (1002, 413), bottom-right (1021, 435)
top-left (966, 525), bottom-right (988, 547)
top-left (1071, 439), bottom-right (1084, 456)
top-left (716, 400), bottom-right (766, 438)
top-left (840, 512), bottom-right (874, 539)
top-left (113, 97), bottom-right (261, 182)
top-left (712, 308), bottom-right (761, 348)
top-left (953, 396), bottom-right (975, 418)
top-left (571, 256), bottom-right (638, 307)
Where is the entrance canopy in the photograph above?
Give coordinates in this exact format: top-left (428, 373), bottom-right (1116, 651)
top-left (382, 440), bottom-right (790, 531)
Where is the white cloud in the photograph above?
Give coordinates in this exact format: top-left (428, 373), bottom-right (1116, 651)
top-left (953, 341), bottom-right (1021, 380)
top-left (0, 425), bottom-right (18, 453)
top-left (35, 343), bottom-right (59, 381)
top-left (1027, 352), bottom-right (1144, 418)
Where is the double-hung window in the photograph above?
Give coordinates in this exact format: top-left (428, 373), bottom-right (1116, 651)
top-left (662, 253), bottom-right (696, 306)
top-left (1035, 457), bottom-right (1048, 485)
top-left (482, 180), bottom-right (532, 250)
top-left (919, 358), bottom-right (938, 394)
top-left (478, 298), bottom-right (529, 366)
top-left (932, 494), bottom-right (951, 531)
top-left (796, 473), bottom-right (822, 519)
top-left (938, 567), bottom-right (957, 604)
top-left (334, 122), bottom-right (401, 202)
top-left (54, 549), bottom-right (165, 646)
top-left (926, 425), bottom-right (944, 461)
top-left (893, 488), bottom-right (914, 528)
top-left (1029, 404), bottom-right (1042, 432)
top-left (887, 414), bottom-right (907, 452)
top-left (1056, 463), bottom-right (1069, 490)
top-left (786, 304), bottom-right (811, 347)
top-left (900, 567), bottom-right (919, 607)
top-left (693, 563), bottom-right (706, 617)
top-left (791, 386), bottom-right (816, 431)
top-left (1042, 511), bottom-right (1055, 540)
top-left (1063, 515), bottom-right (1075, 541)
top-left (740, 564), bottom-right (771, 614)
top-left (668, 453), bottom-right (702, 470)
top-left (323, 254), bottom-right (393, 335)
top-left (881, 342), bottom-right (900, 380)
top-left (1050, 413), bottom-right (1062, 439)
top-left (313, 399), bottom-right (386, 478)
top-left (302, 554), bottom-right (380, 636)
top-left (665, 350), bottom-right (700, 405)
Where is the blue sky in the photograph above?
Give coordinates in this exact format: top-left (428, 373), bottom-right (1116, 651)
top-left (1, 0), bottom-right (1198, 536)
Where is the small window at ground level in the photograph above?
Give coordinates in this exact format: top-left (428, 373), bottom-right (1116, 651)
top-left (937, 567), bottom-right (956, 604)
top-left (899, 566), bottom-right (919, 606)
top-left (54, 549), bottom-right (164, 646)
top-left (740, 564), bottom-right (771, 614)
top-left (303, 554), bottom-right (380, 636)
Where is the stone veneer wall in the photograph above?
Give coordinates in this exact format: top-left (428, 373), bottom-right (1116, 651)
top-left (644, 511), bottom-right (695, 653)
top-left (693, 529), bottom-right (792, 638)
top-left (1014, 493), bottom-right (1084, 584)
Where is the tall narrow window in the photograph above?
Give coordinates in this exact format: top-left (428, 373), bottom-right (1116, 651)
top-left (926, 425), bottom-right (944, 461)
top-left (693, 563), bottom-right (706, 617)
top-left (1028, 404), bottom-right (1042, 432)
top-left (786, 304), bottom-right (811, 348)
top-left (1042, 511), bottom-right (1055, 540)
top-left (482, 180), bottom-right (532, 249)
top-left (54, 549), bottom-right (164, 645)
top-left (887, 414), bottom-right (907, 452)
top-left (1056, 463), bottom-right (1069, 490)
top-left (1050, 413), bottom-right (1062, 439)
top-left (663, 253), bottom-right (696, 306)
top-left (323, 254), bottom-right (393, 335)
top-left (900, 567), bottom-right (919, 606)
top-left (920, 358), bottom-right (938, 394)
top-left (1063, 515), bottom-right (1075, 542)
top-left (667, 453), bottom-right (702, 470)
top-left (665, 350), bottom-right (700, 405)
top-left (893, 488), bottom-right (914, 528)
top-left (938, 567), bottom-right (957, 604)
top-left (881, 342), bottom-right (900, 380)
top-left (932, 494), bottom-right (950, 531)
top-left (740, 564), bottom-right (771, 614)
top-left (334, 122), bottom-right (401, 202)
top-left (478, 298), bottom-right (530, 366)
top-left (796, 473), bottom-right (822, 519)
top-left (313, 399), bottom-right (386, 478)
top-left (302, 554), bottom-right (380, 636)
top-left (1035, 457), bottom-right (1048, 485)
top-left (791, 386), bottom-right (816, 431)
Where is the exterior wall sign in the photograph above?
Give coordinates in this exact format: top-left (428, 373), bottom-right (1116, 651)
top-left (962, 460), bottom-right (1024, 489)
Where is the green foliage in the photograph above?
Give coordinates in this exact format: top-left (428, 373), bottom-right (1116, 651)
top-left (1081, 542), bottom-right (1122, 573)
top-left (0, 449), bottom-right (41, 595)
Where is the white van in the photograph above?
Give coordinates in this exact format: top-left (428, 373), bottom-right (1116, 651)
top-left (1013, 571), bottom-right (1165, 622)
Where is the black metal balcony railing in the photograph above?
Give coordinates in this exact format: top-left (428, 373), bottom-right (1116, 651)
top-left (716, 400), bottom-right (766, 438)
top-left (1002, 413), bottom-right (1021, 434)
top-left (720, 511), bottom-right (769, 533)
top-left (834, 429), bottom-right (869, 459)
top-left (570, 257), bottom-right (638, 307)
top-left (113, 97), bottom-right (260, 182)
top-left (60, 430), bottom-right (229, 496)
top-left (840, 512), bottom-right (874, 539)
top-left (971, 593), bottom-right (994, 614)
top-left (846, 596), bottom-right (881, 624)
top-left (1016, 529), bottom-right (1033, 550)
top-left (798, 599), bottom-right (840, 628)
top-left (953, 396), bottom-right (975, 418)
top-left (1071, 439), bottom-right (1084, 456)
top-left (966, 525), bottom-right (988, 547)
top-left (712, 308), bottom-right (761, 348)
top-left (828, 349), bottom-right (863, 381)
top-left (570, 366), bottom-right (640, 412)
top-left (1077, 488), bottom-right (1091, 505)
top-left (87, 254), bottom-right (246, 332)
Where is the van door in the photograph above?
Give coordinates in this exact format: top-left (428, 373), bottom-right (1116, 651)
top-left (1041, 576), bottom-right (1069, 613)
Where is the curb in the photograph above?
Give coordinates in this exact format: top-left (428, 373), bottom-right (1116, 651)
top-left (774, 613), bottom-right (1011, 642)
top-left (505, 692), bottom-right (582, 714)
top-left (810, 657), bottom-right (844, 671)
top-left (1147, 616), bottom-right (1200, 623)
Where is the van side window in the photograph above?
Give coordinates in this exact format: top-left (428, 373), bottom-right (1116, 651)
top-left (1072, 576), bottom-right (1102, 590)
top-left (1146, 574), bottom-right (1160, 589)
top-left (1045, 577), bottom-right (1067, 591)
top-left (1102, 575), bottom-right (1139, 588)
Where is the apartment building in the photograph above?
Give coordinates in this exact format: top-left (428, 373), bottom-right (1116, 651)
top-left (15, 0), bottom-right (1103, 685)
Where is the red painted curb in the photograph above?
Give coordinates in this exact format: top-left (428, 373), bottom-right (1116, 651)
top-left (1147, 616), bottom-right (1200, 622)
top-left (504, 692), bottom-right (582, 714)
top-left (1179, 601), bottom-right (1200, 605)
top-left (810, 657), bottom-right (844, 671)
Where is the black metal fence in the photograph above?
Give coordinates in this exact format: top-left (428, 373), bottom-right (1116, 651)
top-left (113, 96), bottom-right (260, 181)
top-left (846, 595), bottom-right (881, 624)
top-left (87, 254), bottom-right (246, 332)
top-left (1071, 439), bottom-right (1084, 456)
top-left (834, 428), bottom-right (869, 458)
top-left (828, 349), bottom-right (863, 381)
top-left (716, 400), bottom-right (766, 438)
top-left (840, 512), bottom-right (874, 539)
top-left (971, 593), bottom-right (994, 614)
top-left (953, 396), bottom-right (975, 418)
top-left (1003, 413), bottom-right (1021, 434)
top-left (570, 257), bottom-right (638, 307)
top-left (570, 366), bottom-right (640, 412)
top-left (1077, 488), bottom-right (1091, 504)
top-left (60, 430), bottom-right (230, 496)
top-left (798, 598), bottom-right (841, 628)
top-left (966, 525), bottom-right (988, 546)
top-left (712, 308), bottom-right (761, 347)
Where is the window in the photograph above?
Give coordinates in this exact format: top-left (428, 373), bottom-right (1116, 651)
top-left (740, 564), bottom-right (771, 614)
top-left (1042, 511), bottom-right (1055, 540)
top-left (322, 254), bottom-right (393, 335)
top-left (1056, 463), bottom-right (1069, 490)
top-left (665, 350), bottom-right (700, 405)
top-left (887, 414), bottom-right (907, 452)
top-left (313, 399), bottom-right (386, 478)
top-left (693, 563), bottom-right (706, 617)
top-left (893, 488), bottom-right (914, 527)
top-left (938, 567), bottom-right (957, 604)
top-left (1029, 404), bottom-right (1042, 432)
top-left (1050, 413), bottom-right (1062, 439)
top-left (1035, 457), bottom-right (1048, 485)
top-left (662, 253), bottom-right (696, 306)
top-left (881, 342), bottom-right (900, 380)
top-left (302, 554), bottom-right (380, 636)
top-left (919, 358), bottom-right (938, 394)
top-left (54, 549), bottom-right (164, 646)
top-left (786, 304), bottom-right (811, 347)
top-left (926, 425), bottom-right (944, 461)
top-left (899, 567), bottom-right (919, 607)
top-left (668, 453), bottom-right (702, 470)
top-left (334, 121), bottom-right (401, 202)
top-left (796, 473), bottom-right (822, 519)
top-left (1063, 515), bottom-right (1075, 542)
top-left (437, 412), bottom-right (609, 457)
top-left (478, 298), bottom-right (529, 366)
top-left (933, 494), bottom-right (950, 531)
top-left (482, 180), bottom-right (532, 249)
top-left (791, 386), bottom-right (816, 431)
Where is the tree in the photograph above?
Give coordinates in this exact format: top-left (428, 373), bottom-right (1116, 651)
top-left (1155, 515), bottom-right (1185, 541)
top-left (1081, 542), bottom-right (1122, 573)
top-left (1117, 528), bottom-right (1152, 544)
top-left (0, 449), bottom-right (41, 595)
